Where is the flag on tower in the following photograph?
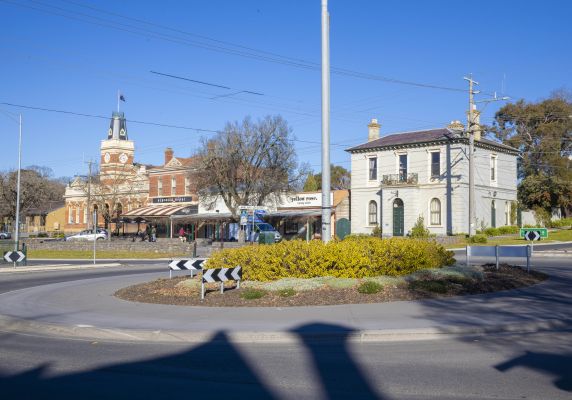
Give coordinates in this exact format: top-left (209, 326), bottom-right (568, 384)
top-left (119, 93), bottom-right (126, 102)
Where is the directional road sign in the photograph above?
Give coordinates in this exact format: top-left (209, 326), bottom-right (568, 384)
top-left (201, 266), bottom-right (242, 299)
top-left (168, 258), bottom-right (207, 271)
top-left (202, 266), bottom-right (242, 283)
top-left (520, 228), bottom-right (548, 239)
top-left (3, 251), bottom-right (26, 263)
top-left (524, 230), bottom-right (541, 241)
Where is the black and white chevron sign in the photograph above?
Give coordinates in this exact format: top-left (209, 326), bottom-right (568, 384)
top-left (3, 251), bottom-right (26, 263)
top-left (202, 266), bottom-right (242, 283)
top-left (524, 230), bottom-right (541, 241)
top-left (169, 258), bottom-right (207, 271)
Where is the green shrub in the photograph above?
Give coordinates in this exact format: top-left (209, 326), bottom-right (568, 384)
top-left (483, 227), bottom-right (500, 236)
top-left (357, 281), bottom-right (382, 294)
top-left (410, 216), bottom-right (431, 239)
top-left (240, 288), bottom-right (267, 300)
top-left (533, 207), bottom-right (551, 227)
top-left (468, 234), bottom-right (487, 243)
top-left (371, 224), bottom-right (382, 237)
top-left (498, 226), bottom-right (519, 235)
top-left (207, 237), bottom-right (455, 281)
top-left (277, 288), bottom-right (296, 297)
top-left (551, 218), bottom-right (572, 228)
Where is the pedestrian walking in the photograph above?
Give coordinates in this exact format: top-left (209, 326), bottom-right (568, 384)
top-left (151, 226), bottom-right (157, 242)
top-left (178, 227), bottom-right (186, 242)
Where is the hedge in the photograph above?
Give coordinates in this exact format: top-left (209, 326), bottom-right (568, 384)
top-left (206, 237), bottom-right (455, 281)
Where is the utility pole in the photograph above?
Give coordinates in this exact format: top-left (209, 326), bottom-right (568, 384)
top-left (321, 0), bottom-right (331, 242)
top-left (463, 75), bottom-right (509, 236)
top-left (464, 75), bottom-right (479, 237)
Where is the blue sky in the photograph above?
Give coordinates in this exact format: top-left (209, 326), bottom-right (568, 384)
top-left (0, 0), bottom-right (570, 179)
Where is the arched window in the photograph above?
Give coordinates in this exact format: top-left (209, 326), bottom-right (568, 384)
top-left (368, 201), bottom-right (378, 225)
top-left (430, 198), bottom-right (441, 225)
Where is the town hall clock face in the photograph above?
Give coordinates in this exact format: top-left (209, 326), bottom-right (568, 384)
top-left (104, 152), bottom-right (111, 163)
top-left (119, 153), bottom-right (128, 164)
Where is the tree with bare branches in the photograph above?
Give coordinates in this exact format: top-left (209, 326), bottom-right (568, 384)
top-left (193, 115), bottom-right (308, 220)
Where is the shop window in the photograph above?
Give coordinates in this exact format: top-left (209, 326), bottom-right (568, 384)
top-left (284, 220), bottom-right (299, 235)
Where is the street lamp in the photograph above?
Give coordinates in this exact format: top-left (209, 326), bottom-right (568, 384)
top-left (0, 110), bottom-right (22, 253)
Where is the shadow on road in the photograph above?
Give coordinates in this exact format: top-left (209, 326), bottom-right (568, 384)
top-left (420, 261), bottom-right (572, 393)
top-left (0, 323), bottom-right (385, 399)
top-left (495, 351), bottom-right (572, 392)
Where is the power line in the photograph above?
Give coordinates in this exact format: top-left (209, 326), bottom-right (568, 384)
top-left (0, 101), bottom-right (354, 148)
top-left (5, 0), bottom-right (485, 94)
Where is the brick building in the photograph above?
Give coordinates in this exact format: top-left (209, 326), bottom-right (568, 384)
top-left (64, 112), bottom-right (148, 234)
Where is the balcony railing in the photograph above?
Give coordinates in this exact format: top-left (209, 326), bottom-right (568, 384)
top-left (381, 173), bottom-right (418, 186)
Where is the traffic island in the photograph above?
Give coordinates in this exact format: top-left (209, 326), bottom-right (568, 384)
top-left (115, 264), bottom-right (548, 307)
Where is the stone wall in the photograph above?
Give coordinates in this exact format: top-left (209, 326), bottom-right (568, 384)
top-left (23, 238), bottom-right (248, 257)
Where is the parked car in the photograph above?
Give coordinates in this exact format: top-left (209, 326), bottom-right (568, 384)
top-left (253, 223), bottom-right (282, 242)
top-left (65, 229), bottom-right (108, 241)
top-left (0, 231), bottom-right (12, 240)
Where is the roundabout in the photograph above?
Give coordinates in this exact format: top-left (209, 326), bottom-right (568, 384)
top-left (0, 257), bottom-right (570, 343)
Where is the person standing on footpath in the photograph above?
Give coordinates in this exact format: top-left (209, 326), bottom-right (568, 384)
top-left (151, 226), bottom-right (157, 242)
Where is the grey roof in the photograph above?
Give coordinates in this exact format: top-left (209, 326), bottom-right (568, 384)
top-left (346, 128), bottom-right (518, 153)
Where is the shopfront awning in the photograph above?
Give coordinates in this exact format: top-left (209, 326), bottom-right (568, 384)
top-left (269, 209), bottom-right (322, 218)
top-left (171, 212), bottom-right (233, 221)
top-left (122, 204), bottom-right (198, 218)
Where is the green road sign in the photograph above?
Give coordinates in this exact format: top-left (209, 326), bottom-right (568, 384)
top-left (520, 228), bottom-right (548, 239)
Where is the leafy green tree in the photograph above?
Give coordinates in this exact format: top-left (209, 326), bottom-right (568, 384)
top-left (303, 173), bottom-right (318, 191)
top-left (487, 92), bottom-right (572, 216)
top-left (410, 216), bottom-right (431, 238)
top-left (312, 164), bottom-right (351, 190)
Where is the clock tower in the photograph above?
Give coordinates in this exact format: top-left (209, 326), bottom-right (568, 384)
top-left (100, 112), bottom-right (135, 176)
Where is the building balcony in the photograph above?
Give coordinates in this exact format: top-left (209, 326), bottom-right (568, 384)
top-left (381, 173), bottom-right (418, 186)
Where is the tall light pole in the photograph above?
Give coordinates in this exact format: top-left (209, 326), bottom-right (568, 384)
top-left (321, 0), bottom-right (332, 242)
top-left (14, 114), bottom-right (23, 252)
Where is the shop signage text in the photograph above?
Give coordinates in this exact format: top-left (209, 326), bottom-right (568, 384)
top-left (152, 196), bottom-right (193, 204)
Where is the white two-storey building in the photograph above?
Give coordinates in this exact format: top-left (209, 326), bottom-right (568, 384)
top-left (346, 119), bottom-right (519, 236)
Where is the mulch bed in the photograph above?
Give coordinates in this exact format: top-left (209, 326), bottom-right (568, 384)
top-left (114, 264), bottom-right (548, 307)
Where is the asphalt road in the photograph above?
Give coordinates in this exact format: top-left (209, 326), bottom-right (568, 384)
top-left (0, 329), bottom-right (570, 399)
top-left (0, 254), bottom-right (570, 399)
top-left (0, 264), bottom-right (165, 294)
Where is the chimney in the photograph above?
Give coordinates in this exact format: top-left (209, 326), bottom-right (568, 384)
top-left (447, 120), bottom-right (465, 134)
top-left (368, 118), bottom-right (380, 142)
top-left (164, 147), bottom-right (174, 164)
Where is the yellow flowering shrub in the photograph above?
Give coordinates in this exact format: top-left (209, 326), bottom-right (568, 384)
top-left (206, 237), bottom-right (455, 281)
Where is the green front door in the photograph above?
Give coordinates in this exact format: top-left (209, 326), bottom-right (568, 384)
top-left (393, 199), bottom-right (404, 236)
